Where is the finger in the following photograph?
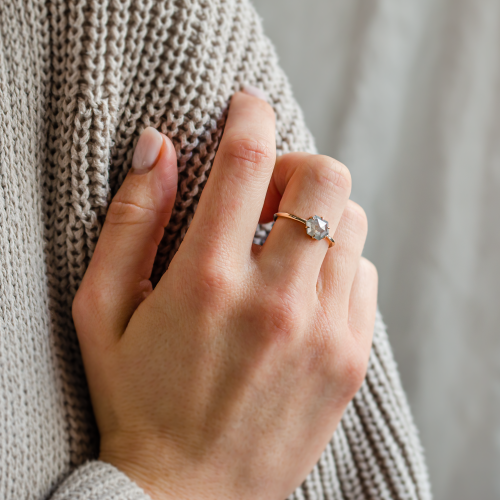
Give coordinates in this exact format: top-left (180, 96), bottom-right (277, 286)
top-left (74, 127), bottom-right (178, 340)
top-left (184, 89), bottom-right (276, 267)
top-left (347, 257), bottom-right (378, 349)
top-left (260, 153), bottom-right (351, 288)
top-left (317, 200), bottom-right (369, 308)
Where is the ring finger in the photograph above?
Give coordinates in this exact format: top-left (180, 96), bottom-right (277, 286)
top-left (259, 153), bottom-right (352, 288)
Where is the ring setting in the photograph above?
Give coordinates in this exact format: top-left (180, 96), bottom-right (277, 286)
top-left (273, 212), bottom-right (335, 248)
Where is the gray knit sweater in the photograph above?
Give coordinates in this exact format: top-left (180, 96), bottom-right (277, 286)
top-left (0, 0), bottom-right (431, 498)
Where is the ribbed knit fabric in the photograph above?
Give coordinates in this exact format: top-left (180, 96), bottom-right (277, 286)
top-left (50, 462), bottom-right (150, 500)
top-left (0, 0), bottom-right (431, 499)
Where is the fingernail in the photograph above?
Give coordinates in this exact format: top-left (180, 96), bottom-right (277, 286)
top-left (242, 84), bottom-right (269, 102)
top-left (132, 127), bottom-right (163, 174)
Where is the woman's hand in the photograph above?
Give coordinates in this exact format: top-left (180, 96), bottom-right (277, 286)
top-left (72, 89), bottom-right (378, 500)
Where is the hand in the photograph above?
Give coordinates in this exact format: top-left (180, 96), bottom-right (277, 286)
top-left (72, 89), bottom-right (378, 500)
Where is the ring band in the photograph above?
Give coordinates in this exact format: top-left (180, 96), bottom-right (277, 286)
top-left (273, 212), bottom-right (335, 248)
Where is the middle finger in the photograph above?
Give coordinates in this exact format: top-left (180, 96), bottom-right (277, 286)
top-left (184, 90), bottom-right (276, 267)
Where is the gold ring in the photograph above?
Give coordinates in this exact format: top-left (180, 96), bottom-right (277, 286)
top-left (273, 213), bottom-right (335, 248)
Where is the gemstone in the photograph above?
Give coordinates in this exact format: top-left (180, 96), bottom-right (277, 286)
top-left (306, 215), bottom-right (329, 240)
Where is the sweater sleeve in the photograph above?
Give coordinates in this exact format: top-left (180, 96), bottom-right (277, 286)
top-left (50, 462), bottom-right (151, 500)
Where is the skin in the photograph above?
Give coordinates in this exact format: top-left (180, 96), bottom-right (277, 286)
top-left (72, 90), bottom-right (378, 500)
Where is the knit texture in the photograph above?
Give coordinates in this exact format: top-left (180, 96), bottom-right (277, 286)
top-left (0, 0), bottom-right (431, 498)
top-left (51, 462), bottom-right (149, 500)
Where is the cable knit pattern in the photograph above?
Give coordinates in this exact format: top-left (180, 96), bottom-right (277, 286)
top-left (0, 0), bottom-right (431, 499)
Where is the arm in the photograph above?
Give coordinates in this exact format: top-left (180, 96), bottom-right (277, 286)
top-left (46, 0), bottom-right (429, 498)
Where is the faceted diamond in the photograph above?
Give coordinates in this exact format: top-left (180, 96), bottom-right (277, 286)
top-left (305, 215), bottom-right (329, 240)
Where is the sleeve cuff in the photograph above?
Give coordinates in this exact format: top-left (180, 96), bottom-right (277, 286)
top-left (51, 461), bottom-right (152, 500)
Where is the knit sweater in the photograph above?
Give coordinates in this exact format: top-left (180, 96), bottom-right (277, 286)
top-left (0, 0), bottom-right (431, 498)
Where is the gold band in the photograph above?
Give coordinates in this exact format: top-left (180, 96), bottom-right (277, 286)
top-left (274, 212), bottom-right (335, 248)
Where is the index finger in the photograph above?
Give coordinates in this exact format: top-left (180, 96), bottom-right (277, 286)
top-left (184, 89), bottom-right (276, 267)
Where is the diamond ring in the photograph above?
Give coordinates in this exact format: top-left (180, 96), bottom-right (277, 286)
top-left (273, 212), bottom-right (335, 248)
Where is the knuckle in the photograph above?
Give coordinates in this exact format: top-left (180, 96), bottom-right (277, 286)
top-left (72, 279), bottom-right (110, 337)
top-left (340, 350), bottom-right (369, 397)
top-left (343, 200), bottom-right (368, 236)
top-left (310, 319), bottom-right (369, 400)
top-left (344, 354), bottom-right (368, 397)
top-left (256, 290), bottom-right (306, 342)
top-left (360, 256), bottom-right (378, 284)
top-left (192, 262), bottom-right (236, 312)
top-left (198, 267), bottom-right (234, 295)
top-left (223, 135), bottom-right (274, 177)
top-left (106, 198), bottom-right (156, 227)
top-left (74, 279), bottom-right (107, 315)
top-left (306, 155), bottom-right (352, 193)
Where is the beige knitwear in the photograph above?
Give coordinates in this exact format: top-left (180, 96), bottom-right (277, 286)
top-left (0, 0), bottom-right (431, 498)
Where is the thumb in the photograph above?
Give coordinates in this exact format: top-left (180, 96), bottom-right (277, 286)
top-left (74, 127), bottom-right (178, 341)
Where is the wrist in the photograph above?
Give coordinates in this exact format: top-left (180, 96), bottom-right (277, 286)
top-left (99, 439), bottom-right (180, 500)
top-left (99, 435), bottom-right (235, 500)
